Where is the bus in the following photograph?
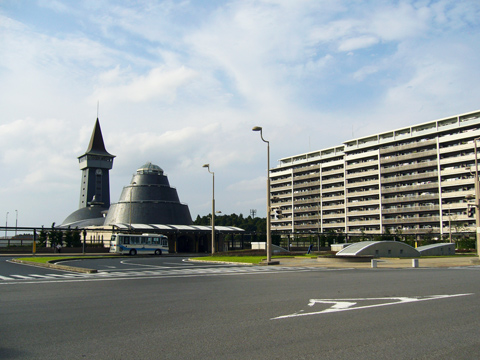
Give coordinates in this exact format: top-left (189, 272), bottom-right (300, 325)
top-left (109, 233), bottom-right (169, 255)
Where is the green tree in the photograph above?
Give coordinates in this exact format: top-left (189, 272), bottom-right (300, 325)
top-left (64, 227), bottom-right (73, 247)
top-left (72, 228), bottom-right (82, 247)
top-left (38, 226), bottom-right (47, 247)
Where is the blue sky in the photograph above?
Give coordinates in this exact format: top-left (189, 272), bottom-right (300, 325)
top-left (1, 0), bottom-right (480, 227)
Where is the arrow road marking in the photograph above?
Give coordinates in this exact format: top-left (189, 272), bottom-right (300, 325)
top-left (272, 293), bottom-right (473, 320)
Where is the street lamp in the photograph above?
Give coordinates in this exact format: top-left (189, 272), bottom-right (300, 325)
top-left (129, 181), bottom-right (136, 228)
top-left (252, 126), bottom-right (274, 264)
top-left (203, 164), bottom-right (215, 254)
top-left (474, 138), bottom-right (480, 258)
top-left (5, 212), bottom-right (8, 240)
top-left (15, 210), bottom-right (18, 237)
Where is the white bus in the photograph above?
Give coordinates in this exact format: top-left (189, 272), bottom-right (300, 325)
top-left (109, 233), bottom-right (169, 256)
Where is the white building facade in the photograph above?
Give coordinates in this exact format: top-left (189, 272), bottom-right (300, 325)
top-left (270, 110), bottom-right (480, 238)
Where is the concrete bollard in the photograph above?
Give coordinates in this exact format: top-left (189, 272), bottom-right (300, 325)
top-left (412, 259), bottom-right (419, 268)
top-left (371, 259), bottom-right (377, 268)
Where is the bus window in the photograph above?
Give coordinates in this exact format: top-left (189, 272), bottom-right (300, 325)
top-left (123, 236), bottom-right (130, 244)
top-left (152, 237), bottom-right (160, 245)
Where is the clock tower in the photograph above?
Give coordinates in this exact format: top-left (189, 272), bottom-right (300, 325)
top-left (78, 118), bottom-right (115, 209)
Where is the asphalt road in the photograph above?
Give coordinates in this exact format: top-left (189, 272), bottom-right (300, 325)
top-left (1, 256), bottom-right (480, 359)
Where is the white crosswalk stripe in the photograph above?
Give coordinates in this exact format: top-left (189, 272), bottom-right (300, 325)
top-left (0, 265), bottom-right (342, 284)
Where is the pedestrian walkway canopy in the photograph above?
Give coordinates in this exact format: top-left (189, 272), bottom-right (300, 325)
top-left (111, 223), bottom-right (244, 234)
top-left (336, 241), bottom-right (420, 258)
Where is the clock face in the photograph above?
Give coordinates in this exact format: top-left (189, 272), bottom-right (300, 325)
top-left (96, 169), bottom-right (102, 175)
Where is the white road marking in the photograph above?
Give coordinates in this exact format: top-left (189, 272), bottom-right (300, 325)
top-left (0, 265), bottom-right (331, 285)
top-left (272, 293), bottom-right (474, 320)
top-left (0, 275), bottom-right (15, 280)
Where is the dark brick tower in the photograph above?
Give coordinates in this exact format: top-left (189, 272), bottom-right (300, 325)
top-left (61, 119), bottom-right (115, 227)
top-left (78, 118), bottom-right (115, 208)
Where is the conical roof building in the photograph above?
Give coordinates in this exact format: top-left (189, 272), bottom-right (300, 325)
top-left (104, 162), bottom-right (193, 226)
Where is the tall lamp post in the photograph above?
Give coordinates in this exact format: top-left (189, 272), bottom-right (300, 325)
top-left (129, 181), bottom-right (136, 228)
top-left (203, 164), bottom-right (215, 254)
top-left (252, 126), bottom-right (273, 264)
top-left (15, 210), bottom-right (18, 237)
top-left (5, 212), bottom-right (8, 240)
top-left (474, 138), bottom-right (480, 258)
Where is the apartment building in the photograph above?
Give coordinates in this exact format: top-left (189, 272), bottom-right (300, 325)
top-left (270, 110), bottom-right (480, 238)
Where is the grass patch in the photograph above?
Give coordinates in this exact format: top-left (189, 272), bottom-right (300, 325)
top-left (14, 256), bottom-right (119, 264)
top-left (190, 256), bottom-right (268, 264)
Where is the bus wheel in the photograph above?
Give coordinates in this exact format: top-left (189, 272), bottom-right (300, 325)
top-left (129, 249), bottom-right (137, 256)
top-left (155, 249), bottom-right (162, 256)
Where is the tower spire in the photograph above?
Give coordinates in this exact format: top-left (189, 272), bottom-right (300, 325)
top-left (83, 118), bottom-right (113, 156)
top-left (77, 119), bottom-right (115, 209)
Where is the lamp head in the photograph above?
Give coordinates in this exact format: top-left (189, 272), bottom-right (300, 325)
top-left (252, 126), bottom-right (262, 132)
top-left (202, 164), bottom-right (209, 169)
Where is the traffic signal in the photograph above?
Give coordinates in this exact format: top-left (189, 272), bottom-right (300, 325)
top-left (468, 206), bottom-right (475, 218)
top-left (272, 208), bottom-right (283, 219)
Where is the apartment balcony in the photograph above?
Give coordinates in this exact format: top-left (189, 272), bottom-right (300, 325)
top-left (271, 176), bottom-right (292, 185)
top-left (322, 203), bottom-right (345, 210)
top-left (381, 160), bottom-right (438, 174)
top-left (294, 207), bottom-right (320, 218)
top-left (346, 169), bottom-right (379, 179)
top-left (271, 192), bottom-right (291, 199)
top-left (440, 154), bottom-right (475, 166)
top-left (294, 215), bottom-right (321, 221)
top-left (347, 209), bottom-right (381, 216)
top-left (440, 178), bottom-right (472, 188)
top-left (322, 223), bottom-right (345, 228)
top-left (382, 205), bottom-right (439, 214)
top-left (321, 186), bottom-right (345, 194)
top-left (271, 224), bottom-right (293, 231)
top-left (321, 177), bottom-right (345, 185)
top-left (381, 171), bottom-right (438, 184)
top-left (276, 208), bottom-right (293, 215)
top-left (294, 189), bottom-right (323, 197)
top-left (271, 185), bottom-right (292, 192)
top-left (383, 228), bottom-right (440, 235)
top-left (346, 219), bottom-right (380, 226)
top-left (380, 149), bottom-right (437, 164)
top-left (347, 199), bottom-right (380, 207)
top-left (293, 165), bottom-right (319, 174)
top-left (379, 138), bottom-right (437, 155)
top-left (441, 190), bottom-right (474, 199)
top-left (321, 167), bottom-right (344, 175)
top-left (293, 198), bottom-right (318, 206)
top-left (292, 173), bottom-right (319, 181)
top-left (293, 180), bottom-right (320, 191)
top-left (381, 183), bottom-right (439, 194)
top-left (345, 229), bottom-right (381, 235)
top-left (345, 160), bottom-right (379, 171)
top-left (442, 202), bottom-right (469, 210)
top-left (439, 143), bottom-right (473, 154)
top-left (347, 189), bottom-right (380, 197)
top-left (346, 179), bottom-right (379, 189)
top-left (383, 216), bottom-right (440, 224)
top-left (322, 194), bottom-right (345, 202)
top-left (382, 194), bottom-right (438, 204)
top-left (322, 213), bottom-right (344, 219)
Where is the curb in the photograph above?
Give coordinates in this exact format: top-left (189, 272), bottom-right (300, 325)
top-left (10, 259), bottom-right (98, 274)
top-left (188, 259), bottom-right (254, 266)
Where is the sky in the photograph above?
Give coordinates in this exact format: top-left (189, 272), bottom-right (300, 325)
top-left (1, 0), bottom-right (480, 228)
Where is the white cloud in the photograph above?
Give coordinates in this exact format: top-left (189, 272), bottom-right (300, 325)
top-left (338, 36), bottom-right (379, 52)
top-left (92, 66), bottom-right (198, 104)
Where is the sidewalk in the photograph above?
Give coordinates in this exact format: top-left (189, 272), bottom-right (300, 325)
top-left (277, 256), bottom-right (480, 268)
